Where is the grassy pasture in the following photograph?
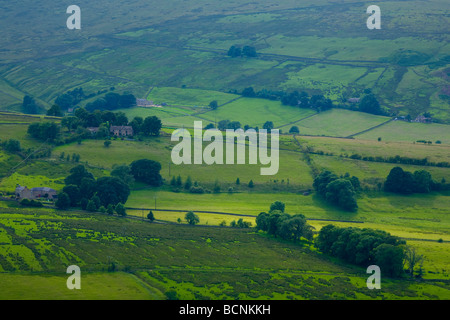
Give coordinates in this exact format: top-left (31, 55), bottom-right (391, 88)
top-left (299, 136), bottom-right (450, 164)
top-left (356, 121), bottom-right (450, 144)
top-left (279, 109), bottom-right (390, 137)
top-left (52, 136), bottom-right (314, 186)
top-left (200, 97), bottom-right (317, 128)
top-left (147, 87), bottom-right (240, 107)
top-left (311, 154), bottom-right (450, 182)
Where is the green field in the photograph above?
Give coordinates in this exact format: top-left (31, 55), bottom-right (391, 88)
top-left (279, 109), bottom-right (390, 137)
top-left (356, 120), bottom-right (450, 144)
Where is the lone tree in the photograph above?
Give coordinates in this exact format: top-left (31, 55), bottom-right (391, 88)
top-left (404, 246), bottom-right (425, 278)
top-left (209, 100), bottom-right (218, 110)
top-left (270, 201), bottom-right (285, 213)
top-left (147, 210), bottom-right (155, 222)
top-left (289, 126), bottom-right (300, 134)
top-left (263, 121), bottom-right (274, 132)
top-left (185, 211), bottom-right (200, 225)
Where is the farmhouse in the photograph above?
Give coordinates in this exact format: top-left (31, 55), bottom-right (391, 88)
top-left (15, 185), bottom-right (58, 200)
top-left (110, 125), bottom-right (134, 137)
top-left (348, 98), bottom-right (360, 103)
top-left (87, 127), bottom-right (100, 135)
top-left (414, 115), bottom-right (432, 123)
top-left (136, 98), bottom-right (152, 107)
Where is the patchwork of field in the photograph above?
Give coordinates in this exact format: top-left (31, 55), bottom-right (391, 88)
top-left (0, 0), bottom-right (448, 121)
top-left (0, 203), bottom-right (448, 299)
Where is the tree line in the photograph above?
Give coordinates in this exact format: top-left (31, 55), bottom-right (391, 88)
top-left (316, 225), bottom-right (406, 277)
top-left (384, 167), bottom-right (447, 194)
top-left (227, 45), bottom-right (257, 58)
top-left (228, 86), bottom-right (386, 116)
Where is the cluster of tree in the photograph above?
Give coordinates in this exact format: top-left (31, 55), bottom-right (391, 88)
top-left (313, 171), bottom-right (360, 211)
top-left (283, 92), bottom-right (333, 112)
top-left (130, 159), bottom-right (163, 186)
top-left (85, 92), bottom-right (136, 112)
top-left (56, 165), bottom-right (131, 212)
top-left (129, 116), bottom-right (162, 137)
top-left (55, 87), bottom-right (87, 110)
top-left (384, 167), bottom-right (444, 194)
top-left (212, 119), bottom-right (276, 133)
top-left (255, 201), bottom-right (314, 241)
top-left (27, 122), bottom-right (60, 142)
top-left (217, 119), bottom-right (242, 131)
top-left (22, 95), bottom-right (40, 114)
top-left (59, 152), bottom-right (81, 163)
top-left (61, 109), bottom-right (161, 137)
top-left (229, 218), bottom-right (252, 228)
top-left (66, 108), bottom-right (129, 129)
top-left (241, 88), bottom-right (334, 113)
top-left (1, 139), bottom-right (21, 153)
top-left (185, 211), bottom-right (200, 225)
top-left (227, 45), bottom-right (257, 58)
top-left (315, 225), bottom-right (405, 277)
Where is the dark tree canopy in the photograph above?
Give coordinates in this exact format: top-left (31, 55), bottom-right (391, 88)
top-left (47, 104), bottom-right (63, 117)
top-left (22, 95), bottom-right (39, 114)
top-left (359, 94), bottom-right (382, 115)
top-left (62, 185), bottom-right (81, 207)
top-left (315, 225), bottom-right (405, 274)
top-left (325, 179), bottom-right (358, 212)
top-left (141, 116), bottom-right (162, 136)
top-left (64, 165), bottom-right (95, 187)
top-left (27, 122), bottom-right (60, 141)
top-left (55, 192), bottom-right (71, 210)
top-left (130, 159), bottom-right (163, 186)
top-left (94, 176), bottom-right (130, 207)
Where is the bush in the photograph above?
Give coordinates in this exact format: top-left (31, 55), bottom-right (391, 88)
top-left (189, 186), bottom-right (205, 194)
